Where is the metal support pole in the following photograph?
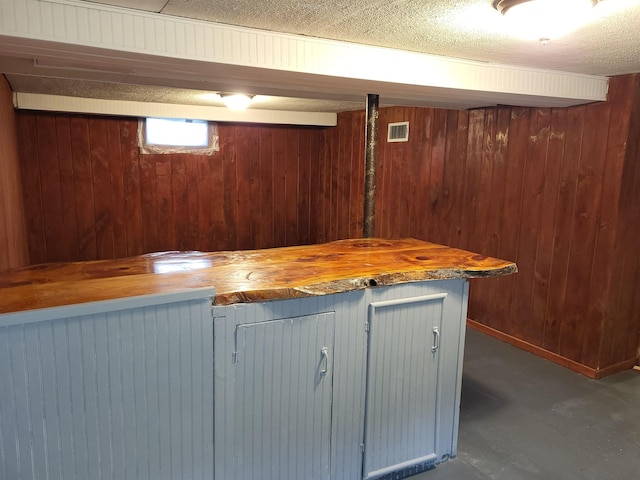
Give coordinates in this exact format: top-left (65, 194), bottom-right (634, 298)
top-left (363, 93), bottom-right (379, 238)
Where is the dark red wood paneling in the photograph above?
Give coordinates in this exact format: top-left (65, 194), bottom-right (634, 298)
top-left (14, 73), bottom-right (640, 376)
top-left (0, 75), bottom-right (29, 271)
top-left (17, 112), bottom-right (329, 261)
top-left (324, 75), bottom-right (639, 376)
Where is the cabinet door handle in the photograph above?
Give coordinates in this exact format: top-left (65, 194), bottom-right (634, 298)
top-left (432, 326), bottom-right (440, 353)
top-left (320, 346), bottom-right (330, 377)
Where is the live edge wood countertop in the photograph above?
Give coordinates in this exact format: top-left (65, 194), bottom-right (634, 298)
top-left (0, 238), bottom-right (516, 315)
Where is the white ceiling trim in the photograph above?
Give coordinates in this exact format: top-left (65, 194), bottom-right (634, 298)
top-left (12, 92), bottom-right (338, 125)
top-left (0, 0), bottom-right (609, 109)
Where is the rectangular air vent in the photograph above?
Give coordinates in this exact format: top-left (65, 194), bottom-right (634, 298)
top-left (387, 121), bottom-right (409, 142)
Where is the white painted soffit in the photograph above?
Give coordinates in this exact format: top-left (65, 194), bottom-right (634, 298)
top-left (0, 0), bottom-right (609, 111)
top-left (12, 92), bottom-right (338, 126)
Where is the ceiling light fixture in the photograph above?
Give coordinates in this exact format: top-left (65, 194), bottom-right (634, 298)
top-left (220, 93), bottom-right (254, 111)
top-left (495, 0), bottom-right (600, 42)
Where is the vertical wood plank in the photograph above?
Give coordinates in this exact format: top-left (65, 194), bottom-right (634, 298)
top-left (107, 118), bottom-right (128, 258)
top-left (426, 108), bottom-right (446, 244)
top-left (580, 75), bottom-right (630, 367)
top-left (248, 126), bottom-right (262, 248)
top-left (120, 118), bottom-right (144, 256)
top-left (17, 113), bottom-right (47, 264)
top-left (36, 114), bottom-right (66, 262)
top-left (542, 106), bottom-right (583, 352)
top-left (221, 124), bottom-right (238, 250)
top-left (308, 126), bottom-right (324, 243)
top-left (259, 128), bottom-right (275, 248)
top-left (459, 109), bottom-right (484, 252)
top-left (406, 107), bottom-right (423, 239)
top-left (70, 116), bottom-right (98, 260)
top-left (475, 107), bottom-right (510, 330)
top-left (532, 108), bottom-right (566, 347)
top-left (467, 108), bottom-right (496, 324)
top-left (271, 127), bottom-right (287, 247)
top-left (599, 75), bottom-right (640, 367)
top-left (473, 108), bottom-right (496, 256)
top-left (139, 153), bottom-right (159, 253)
top-left (558, 99), bottom-right (610, 360)
top-left (510, 108), bottom-right (550, 344)
top-left (195, 156), bottom-right (211, 251)
top-left (439, 110), bottom-right (460, 246)
top-left (171, 156), bottom-right (189, 250)
top-left (185, 155), bottom-right (201, 250)
top-left (209, 142), bottom-right (226, 251)
top-left (298, 128), bottom-right (312, 245)
top-left (337, 116), bottom-right (353, 239)
top-left (494, 107), bottom-right (528, 335)
top-left (327, 117), bottom-right (344, 241)
top-left (56, 115), bottom-right (80, 261)
top-left (236, 125), bottom-right (253, 250)
top-left (311, 124), bottom-right (332, 243)
top-left (90, 117), bottom-right (115, 259)
top-left (284, 129), bottom-right (299, 245)
top-left (393, 107), bottom-right (411, 239)
top-left (155, 157), bottom-right (174, 252)
top-left (446, 110), bottom-right (469, 248)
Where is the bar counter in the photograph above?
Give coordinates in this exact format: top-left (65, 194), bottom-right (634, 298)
top-left (0, 238), bottom-right (516, 314)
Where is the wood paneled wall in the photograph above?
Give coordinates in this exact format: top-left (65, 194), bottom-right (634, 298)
top-left (16, 115), bottom-right (330, 263)
top-left (13, 75), bottom-right (640, 376)
top-left (0, 75), bottom-right (28, 271)
top-left (325, 75), bottom-right (640, 377)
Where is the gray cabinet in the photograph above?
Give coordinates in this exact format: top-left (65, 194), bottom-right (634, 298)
top-left (214, 279), bottom-right (469, 480)
top-left (0, 290), bottom-right (215, 480)
top-left (0, 279), bottom-right (468, 480)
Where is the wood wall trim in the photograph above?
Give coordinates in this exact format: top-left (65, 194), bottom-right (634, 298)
top-left (467, 319), bottom-right (636, 379)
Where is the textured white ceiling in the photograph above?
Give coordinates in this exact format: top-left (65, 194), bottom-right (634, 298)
top-left (4, 0), bottom-right (640, 115)
top-left (158, 0), bottom-right (640, 76)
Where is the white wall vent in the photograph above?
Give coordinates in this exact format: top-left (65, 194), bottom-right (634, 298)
top-left (387, 121), bottom-right (409, 142)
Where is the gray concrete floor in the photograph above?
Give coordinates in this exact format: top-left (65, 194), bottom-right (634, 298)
top-left (417, 328), bottom-right (640, 480)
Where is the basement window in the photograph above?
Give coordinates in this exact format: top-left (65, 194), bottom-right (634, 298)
top-left (138, 117), bottom-right (219, 155)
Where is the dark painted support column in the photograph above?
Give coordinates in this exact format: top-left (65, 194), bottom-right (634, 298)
top-left (363, 93), bottom-right (379, 238)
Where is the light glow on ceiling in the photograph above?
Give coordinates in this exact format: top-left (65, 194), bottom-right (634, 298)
top-left (220, 93), bottom-right (254, 111)
top-left (497, 0), bottom-right (599, 41)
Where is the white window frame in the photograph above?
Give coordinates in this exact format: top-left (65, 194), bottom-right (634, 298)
top-left (138, 117), bottom-right (220, 155)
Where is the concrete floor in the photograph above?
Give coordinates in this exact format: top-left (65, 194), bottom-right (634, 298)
top-left (417, 328), bottom-right (640, 480)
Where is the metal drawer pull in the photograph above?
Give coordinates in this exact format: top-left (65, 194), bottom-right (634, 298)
top-left (432, 326), bottom-right (440, 353)
top-left (320, 346), bottom-right (330, 376)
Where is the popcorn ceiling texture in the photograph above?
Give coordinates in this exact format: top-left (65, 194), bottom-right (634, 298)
top-left (158, 0), bottom-right (640, 76)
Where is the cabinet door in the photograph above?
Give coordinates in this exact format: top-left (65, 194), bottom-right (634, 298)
top-left (232, 312), bottom-right (335, 480)
top-left (363, 293), bottom-right (446, 480)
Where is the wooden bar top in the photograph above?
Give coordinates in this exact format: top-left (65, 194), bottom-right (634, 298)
top-left (0, 238), bottom-right (516, 314)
